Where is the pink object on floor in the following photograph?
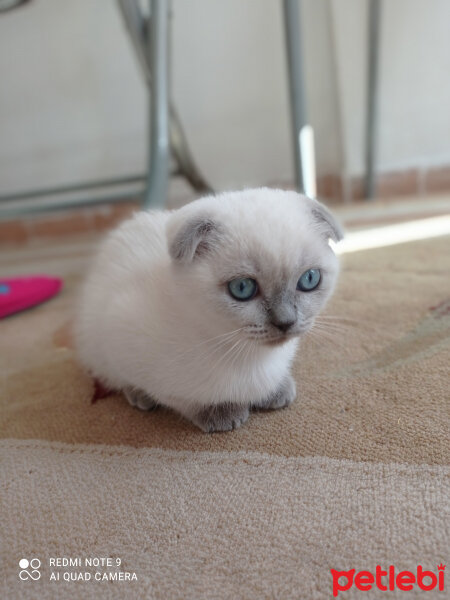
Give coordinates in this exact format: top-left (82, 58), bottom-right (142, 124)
top-left (0, 275), bottom-right (63, 318)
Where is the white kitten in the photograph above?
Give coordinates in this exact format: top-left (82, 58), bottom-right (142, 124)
top-left (74, 188), bottom-right (342, 432)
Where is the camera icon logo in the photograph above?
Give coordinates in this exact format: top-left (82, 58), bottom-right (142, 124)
top-left (19, 558), bottom-right (41, 581)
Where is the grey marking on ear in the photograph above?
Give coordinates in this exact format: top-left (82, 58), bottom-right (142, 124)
top-left (169, 216), bottom-right (221, 262)
top-left (308, 198), bottom-right (344, 242)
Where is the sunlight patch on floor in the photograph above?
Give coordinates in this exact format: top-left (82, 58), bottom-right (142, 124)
top-left (333, 214), bottom-right (450, 254)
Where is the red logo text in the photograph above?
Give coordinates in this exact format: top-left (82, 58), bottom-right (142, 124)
top-left (331, 564), bottom-right (445, 597)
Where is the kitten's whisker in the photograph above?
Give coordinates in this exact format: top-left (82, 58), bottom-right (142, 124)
top-left (191, 338), bottom-right (242, 366)
top-left (167, 327), bottom-right (246, 348)
top-left (309, 326), bottom-right (348, 339)
top-left (242, 338), bottom-right (258, 370)
top-left (314, 319), bottom-right (394, 340)
top-left (307, 335), bottom-right (352, 352)
top-left (132, 326), bottom-right (246, 348)
top-left (316, 315), bottom-right (395, 337)
top-left (312, 323), bottom-right (350, 334)
top-left (205, 341), bottom-right (243, 390)
top-left (134, 327), bottom-right (246, 369)
top-left (314, 319), bottom-right (360, 331)
top-left (164, 331), bottom-right (242, 369)
top-left (304, 327), bottom-right (354, 352)
top-left (316, 315), bottom-right (359, 322)
top-left (230, 338), bottom-right (254, 371)
top-left (217, 338), bottom-right (242, 366)
top-left (227, 341), bottom-right (245, 372)
top-left (314, 318), bottom-right (351, 326)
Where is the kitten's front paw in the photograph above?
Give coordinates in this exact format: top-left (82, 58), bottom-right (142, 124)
top-left (255, 376), bottom-right (296, 411)
top-left (124, 387), bottom-right (158, 411)
top-left (191, 403), bottom-right (250, 433)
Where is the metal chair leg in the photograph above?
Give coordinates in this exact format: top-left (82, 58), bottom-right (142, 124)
top-left (283, 0), bottom-right (307, 194)
top-left (365, 0), bottom-right (381, 200)
top-left (144, 0), bottom-right (169, 209)
top-left (118, 0), bottom-right (212, 209)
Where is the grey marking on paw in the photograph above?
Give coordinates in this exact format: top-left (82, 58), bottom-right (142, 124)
top-left (123, 388), bottom-right (158, 411)
top-left (254, 376), bottom-right (296, 410)
top-left (191, 403), bottom-right (250, 433)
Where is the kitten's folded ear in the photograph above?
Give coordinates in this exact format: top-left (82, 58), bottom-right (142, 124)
top-left (306, 197), bottom-right (344, 243)
top-left (167, 213), bottom-right (222, 263)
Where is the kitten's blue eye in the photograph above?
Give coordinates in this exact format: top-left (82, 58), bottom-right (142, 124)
top-left (227, 278), bottom-right (258, 301)
top-left (297, 269), bottom-right (321, 291)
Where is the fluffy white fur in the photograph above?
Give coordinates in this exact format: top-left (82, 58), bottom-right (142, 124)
top-left (74, 188), bottom-right (342, 432)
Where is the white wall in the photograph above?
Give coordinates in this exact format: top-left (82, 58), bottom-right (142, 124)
top-left (378, 0), bottom-right (450, 171)
top-left (171, 0), bottom-right (293, 190)
top-left (0, 0), bottom-right (449, 197)
top-left (0, 0), bottom-right (147, 194)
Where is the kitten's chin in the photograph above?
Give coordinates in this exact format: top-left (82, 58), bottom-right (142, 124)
top-left (261, 326), bottom-right (311, 346)
top-left (262, 334), bottom-right (298, 347)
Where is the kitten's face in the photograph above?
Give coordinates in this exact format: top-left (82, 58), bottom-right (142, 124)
top-left (167, 190), bottom-right (342, 346)
top-left (198, 234), bottom-right (339, 345)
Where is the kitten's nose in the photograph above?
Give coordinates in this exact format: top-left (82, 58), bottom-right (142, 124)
top-left (268, 299), bottom-right (297, 333)
top-left (271, 317), bottom-right (296, 333)
top-left (269, 301), bottom-right (297, 333)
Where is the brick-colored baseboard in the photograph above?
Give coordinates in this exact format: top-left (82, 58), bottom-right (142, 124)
top-left (0, 202), bottom-right (139, 245)
top-left (314, 165), bottom-right (450, 203)
top-left (1, 165), bottom-right (450, 245)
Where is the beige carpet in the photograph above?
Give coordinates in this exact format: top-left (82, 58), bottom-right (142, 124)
top-left (1, 233), bottom-right (449, 599)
